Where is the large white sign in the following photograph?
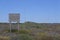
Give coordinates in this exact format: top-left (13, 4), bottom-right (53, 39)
top-left (9, 14), bottom-right (20, 22)
top-left (9, 13), bottom-right (20, 32)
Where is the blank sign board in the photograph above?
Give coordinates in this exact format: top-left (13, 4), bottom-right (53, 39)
top-left (9, 14), bottom-right (20, 22)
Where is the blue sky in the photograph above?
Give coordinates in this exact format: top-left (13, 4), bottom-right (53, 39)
top-left (0, 0), bottom-right (60, 23)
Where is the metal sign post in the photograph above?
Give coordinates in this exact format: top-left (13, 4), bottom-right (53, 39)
top-left (9, 13), bottom-right (20, 33)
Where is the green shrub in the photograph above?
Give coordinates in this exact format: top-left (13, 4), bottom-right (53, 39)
top-left (13, 34), bottom-right (34, 40)
top-left (0, 36), bottom-right (10, 40)
top-left (5, 29), bottom-right (18, 33)
top-left (4, 29), bottom-right (31, 34)
top-left (19, 30), bottom-right (30, 34)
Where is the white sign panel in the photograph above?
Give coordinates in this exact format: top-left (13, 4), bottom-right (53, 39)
top-left (9, 14), bottom-right (20, 22)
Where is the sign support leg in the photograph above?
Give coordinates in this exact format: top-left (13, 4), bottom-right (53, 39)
top-left (10, 22), bottom-right (11, 32)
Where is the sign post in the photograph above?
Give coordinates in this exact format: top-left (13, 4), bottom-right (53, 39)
top-left (9, 13), bottom-right (20, 32)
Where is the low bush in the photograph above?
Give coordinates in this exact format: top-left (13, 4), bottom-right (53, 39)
top-left (12, 34), bottom-right (34, 40)
top-left (19, 30), bottom-right (31, 34)
top-left (0, 36), bottom-right (10, 40)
